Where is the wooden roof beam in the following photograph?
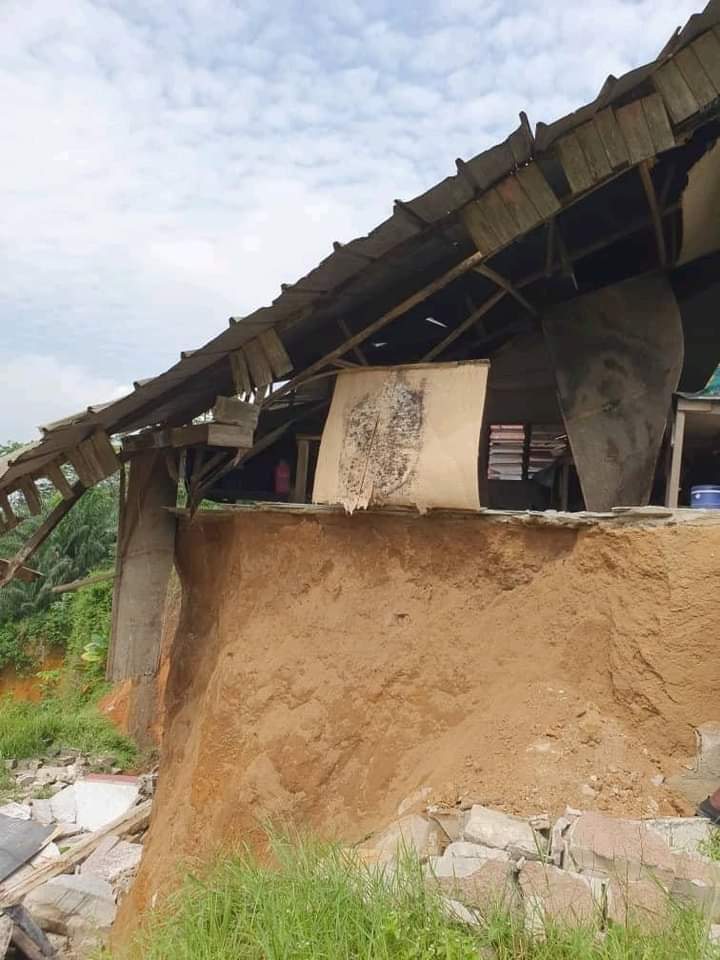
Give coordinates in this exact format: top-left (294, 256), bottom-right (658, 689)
top-left (638, 161), bottom-right (668, 268)
top-left (0, 483), bottom-right (85, 589)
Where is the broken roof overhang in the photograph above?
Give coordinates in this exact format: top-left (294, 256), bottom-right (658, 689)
top-left (3, 0), bottom-right (720, 497)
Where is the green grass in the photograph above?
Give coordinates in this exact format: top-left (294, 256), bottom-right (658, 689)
top-left (0, 695), bottom-right (136, 769)
top-left (699, 828), bottom-right (720, 862)
top-left (115, 836), bottom-right (717, 960)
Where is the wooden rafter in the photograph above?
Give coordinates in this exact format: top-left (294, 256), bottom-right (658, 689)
top-left (0, 484), bottom-right (84, 589)
top-left (422, 290), bottom-right (507, 361)
top-left (263, 250), bottom-right (489, 407)
top-left (473, 264), bottom-right (538, 318)
top-left (337, 317), bottom-right (368, 365)
top-left (638, 161), bottom-right (668, 268)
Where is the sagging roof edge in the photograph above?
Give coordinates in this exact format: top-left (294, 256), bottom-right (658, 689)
top-left (2, 0), bottom-right (720, 495)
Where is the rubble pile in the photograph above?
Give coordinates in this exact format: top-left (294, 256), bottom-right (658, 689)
top-left (0, 755), bottom-right (156, 958)
top-left (359, 801), bottom-right (720, 937)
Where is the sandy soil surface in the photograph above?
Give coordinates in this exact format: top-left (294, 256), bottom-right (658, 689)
top-left (116, 509), bottom-right (720, 934)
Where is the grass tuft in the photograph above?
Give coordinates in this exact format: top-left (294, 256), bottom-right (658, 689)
top-left (115, 835), bottom-right (718, 960)
top-left (699, 828), bottom-right (720, 862)
top-left (0, 695), bottom-right (136, 769)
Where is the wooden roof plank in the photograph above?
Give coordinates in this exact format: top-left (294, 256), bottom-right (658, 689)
top-left (692, 30), bottom-right (720, 94)
top-left (229, 350), bottom-right (252, 395)
top-left (243, 338), bottom-right (274, 389)
top-left (575, 121), bottom-right (613, 182)
top-left (594, 108), bottom-right (630, 170)
top-left (44, 462), bottom-right (75, 501)
top-left (675, 45), bottom-right (719, 108)
top-left (654, 59), bottom-right (701, 123)
top-left (514, 164), bottom-right (561, 219)
top-left (89, 431), bottom-right (120, 479)
top-left (615, 100), bottom-right (655, 163)
top-left (477, 187), bottom-right (520, 246)
top-left (18, 479), bottom-right (42, 517)
top-left (640, 94), bottom-right (676, 154)
top-left (556, 132), bottom-right (595, 194)
top-left (461, 202), bottom-right (502, 256)
top-left (495, 175), bottom-right (542, 234)
top-left (258, 329), bottom-right (293, 378)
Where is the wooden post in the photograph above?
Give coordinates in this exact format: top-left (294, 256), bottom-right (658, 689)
top-left (666, 407), bottom-right (686, 508)
top-left (293, 438), bottom-right (311, 503)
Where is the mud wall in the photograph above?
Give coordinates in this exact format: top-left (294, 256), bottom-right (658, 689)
top-left (119, 509), bottom-right (720, 926)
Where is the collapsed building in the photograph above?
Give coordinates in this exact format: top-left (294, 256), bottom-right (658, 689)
top-left (1, 3), bottom-right (720, 774)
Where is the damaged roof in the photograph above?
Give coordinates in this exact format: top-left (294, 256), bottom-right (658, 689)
top-left (2, 0), bottom-right (720, 497)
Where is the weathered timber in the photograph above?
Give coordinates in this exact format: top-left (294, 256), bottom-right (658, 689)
top-left (423, 290), bottom-right (507, 361)
top-left (0, 802), bottom-right (152, 907)
top-left (229, 349), bottom-right (252, 395)
top-left (654, 59), bottom-right (701, 123)
top-left (615, 100), bottom-right (655, 164)
top-left (43, 462), bottom-right (74, 500)
top-left (0, 485), bottom-right (84, 589)
top-left (264, 250), bottom-right (491, 405)
top-left (18, 479), bottom-right (42, 517)
top-left (211, 396), bottom-right (261, 430)
top-left (0, 560), bottom-right (41, 584)
top-left (243, 338), bottom-right (274, 388)
top-left (258, 329), bottom-right (293, 377)
top-left (638, 162), bottom-right (668, 267)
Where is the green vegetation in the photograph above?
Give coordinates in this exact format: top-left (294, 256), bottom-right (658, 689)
top-left (118, 837), bottom-right (715, 960)
top-left (699, 828), bottom-right (720, 862)
top-left (0, 695), bottom-right (135, 768)
top-left (0, 446), bottom-right (117, 674)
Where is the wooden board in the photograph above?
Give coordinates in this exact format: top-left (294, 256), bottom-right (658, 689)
top-left (640, 94), bottom-right (675, 153)
top-left (17, 480), bottom-right (41, 517)
top-left (675, 46), bottom-right (718, 109)
top-left (692, 31), bottom-right (720, 94)
top-left (66, 447), bottom-right (97, 488)
top-left (0, 560), bottom-right (41, 584)
top-left (89, 431), bottom-right (120, 478)
top-left (514, 164), bottom-right (561, 219)
top-left (654, 59), bottom-right (700, 124)
top-left (575, 121), bottom-right (612, 182)
top-left (594, 108), bottom-right (630, 170)
top-left (556, 132), bottom-right (594, 194)
top-left (211, 396), bottom-right (261, 430)
top-left (615, 100), bottom-right (655, 164)
top-left (258, 329), bottom-right (293, 378)
top-left (475, 188), bottom-right (518, 246)
top-left (243, 338), bottom-right (274, 389)
top-left (495, 176), bottom-right (541, 234)
top-left (0, 494), bottom-right (16, 529)
top-left (44, 461), bottom-right (74, 500)
top-left (229, 350), bottom-right (252, 395)
top-left (461, 202), bottom-right (501, 256)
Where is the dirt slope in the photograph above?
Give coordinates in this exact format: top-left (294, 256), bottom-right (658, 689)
top-left (118, 509), bottom-right (720, 929)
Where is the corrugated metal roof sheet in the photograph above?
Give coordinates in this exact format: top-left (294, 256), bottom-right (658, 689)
top-left (2, 0), bottom-right (720, 497)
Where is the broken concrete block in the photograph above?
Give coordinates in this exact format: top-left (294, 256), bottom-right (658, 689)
top-left (607, 878), bottom-right (671, 929)
top-left (443, 842), bottom-right (510, 862)
top-left (23, 873), bottom-right (117, 935)
top-left (30, 799), bottom-right (54, 826)
top-left (671, 853), bottom-right (720, 920)
top-left (50, 785), bottom-right (77, 825)
top-left (440, 898), bottom-right (481, 926)
top-left (645, 817), bottom-right (714, 855)
top-left (464, 805), bottom-right (545, 860)
top-left (566, 812), bottom-right (676, 884)
top-left (549, 813), bottom-right (575, 868)
top-left (0, 802), bottom-right (31, 820)
top-left (365, 815), bottom-right (447, 863)
top-left (426, 806), bottom-right (466, 843)
top-left (34, 765), bottom-right (74, 787)
top-left (397, 786), bottom-right (433, 817)
top-left (519, 861), bottom-right (599, 927)
top-left (427, 855), bottom-right (519, 913)
top-left (14, 772), bottom-right (36, 790)
top-left (82, 836), bottom-right (143, 884)
top-left (74, 775), bottom-right (140, 831)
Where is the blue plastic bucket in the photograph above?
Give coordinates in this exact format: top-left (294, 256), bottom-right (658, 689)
top-left (690, 485), bottom-right (720, 509)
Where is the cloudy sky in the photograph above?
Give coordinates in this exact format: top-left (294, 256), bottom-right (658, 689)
top-left (0, 0), bottom-right (702, 441)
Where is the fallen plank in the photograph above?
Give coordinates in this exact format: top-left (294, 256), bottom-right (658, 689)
top-left (0, 560), bottom-right (41, 584)
top-left (6, 904), bottom-right (55, 959)
top-left (0, 801), bottom-right (151, 908)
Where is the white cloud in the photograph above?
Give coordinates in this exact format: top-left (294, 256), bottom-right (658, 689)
top-left (0, 354), bottom-right (129, 439)
top-left (0, 0), bottom-right (703, 441)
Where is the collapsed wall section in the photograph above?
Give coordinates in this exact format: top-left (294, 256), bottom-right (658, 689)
top-left (119, 509), bottom-right (720, 925)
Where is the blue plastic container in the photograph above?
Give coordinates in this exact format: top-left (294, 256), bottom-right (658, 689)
top-left (691, 485), bottom-right (720, 509)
